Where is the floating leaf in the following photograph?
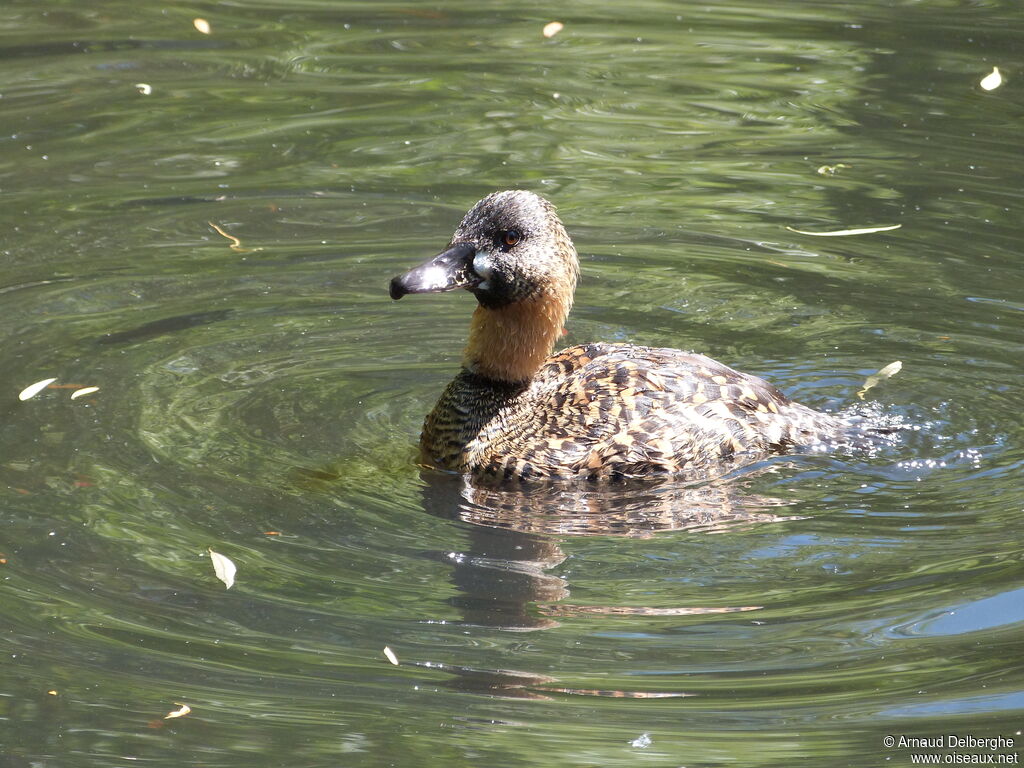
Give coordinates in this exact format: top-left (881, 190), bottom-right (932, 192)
top-left (542, 21), bottom-right (564, 38)
top-left (786, 224), bottom-right (901, 237)
top-left (193, 18), bottom-right (211, 34)
top-left (19, 378), bottom-right (57, 401)
top-left (816, 163), bottom-right (850, 176)
top-left (47, 690), bottom-right (58, 696)
top-left (858, 361), bottom-right (902, 400)
top-left (135, 83), bottom-right (152, 95)
top-left (70, 386), bottom-right (100, 400)
top-left (383, 646), bottom-right (399, 665)
top-left (208, 549), bottom-right (236, 589)
top-left (980, 66), bottom-right (1002, 91)
top-left (164, 703), bottom-right (191, 719)
top-left (630, 733), bottom-right (652, 749)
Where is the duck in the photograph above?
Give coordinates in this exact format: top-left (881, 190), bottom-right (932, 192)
top-left (390, 190), bottom-right (864, 481)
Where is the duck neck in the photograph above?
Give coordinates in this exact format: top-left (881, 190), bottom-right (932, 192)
top-left (462, 293), bottom-right (571, 383)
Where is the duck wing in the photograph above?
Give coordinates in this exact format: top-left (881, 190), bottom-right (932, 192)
top-left (512, 343), bottom-right (840, 478)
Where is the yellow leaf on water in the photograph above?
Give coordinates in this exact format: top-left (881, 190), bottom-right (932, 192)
top-left (383, 646), bottom-right (399, 665)
top-left (858, 361), bottom-right (902, 400)
top-left (193, 18), bottom-right (211, 34)
top-left (786, 224), bottom-right (902, 237)
top-left (980, 67), bottom-right (1002, 91)
top-left (164, 703), bottom-right (191, 719)
top-left (816, 163), bottom-right (850, 176)
top-left (542, 21), bottom-right (564, 38)
top-left (208, 549), bottom-right (236, 589)
top-left (70, 386), bottom-right (100, 400)
top-left (208, 222), bottom-right (245, 251)
top-left (18, 378), bottom-right (57, 401)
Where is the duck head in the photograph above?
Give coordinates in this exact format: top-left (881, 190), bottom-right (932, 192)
top-left (390, 190), bottom-right (578, 310)
top-left (390, 190), bottom-right (579, 382)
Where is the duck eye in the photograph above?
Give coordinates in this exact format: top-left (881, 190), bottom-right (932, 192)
top-left (501, 229), bottom-right (522, 247)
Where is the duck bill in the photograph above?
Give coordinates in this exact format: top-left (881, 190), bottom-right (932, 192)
top-left (389, 242), bottom-right (479, 300)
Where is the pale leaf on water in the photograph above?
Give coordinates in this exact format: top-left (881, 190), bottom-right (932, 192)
top-left (858, 361), bottom-right (902, 400)
top-left (70, 387), bottom-right (100, 400)
top-left (630, 733), bottom-right (652, 749)
top-left (135, 83), bottom-right (152, 95)
top-left (383, 646), bottom-right (399, 665)
top-left (164, 703), bottom-right (191, 719)
top-left (19, 378), bottom-right (57, 401)
top-left (786, 224), bottom-right (902, 237)
top-left (542, 21), bottom-right (564, 38)
top-left (193, 18), bottom-right (211, 34)
top-left (980, 67), bottom-right (1002, 91)
top-left (208, 549), bottom-right (236, 589)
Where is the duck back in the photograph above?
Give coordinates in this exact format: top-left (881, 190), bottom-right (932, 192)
top-left (422, 342), bottom-right (843, 480)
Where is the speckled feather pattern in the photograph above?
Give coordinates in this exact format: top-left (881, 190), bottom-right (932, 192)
top-left (422, 342), bottom-right (844, 480)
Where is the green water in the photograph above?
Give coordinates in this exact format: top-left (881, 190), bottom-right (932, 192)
top-left (1, 1), bottom-right (1022, 766)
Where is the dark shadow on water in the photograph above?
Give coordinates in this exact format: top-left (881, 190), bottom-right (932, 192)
top-left (96, 309), bottom-right (234, 345)
top-left (417, 463), bottom-right (803, 538)
top-left (417, 465), bottom-right (796, 623)
top-left (408, 469), bottom-right (791, 697)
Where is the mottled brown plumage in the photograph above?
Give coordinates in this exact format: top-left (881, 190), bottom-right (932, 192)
top-left (390, 190), bottom-right (854, 481)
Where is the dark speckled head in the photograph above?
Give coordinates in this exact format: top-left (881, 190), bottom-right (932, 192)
top-left (390, 190), bottom-right (579, 310)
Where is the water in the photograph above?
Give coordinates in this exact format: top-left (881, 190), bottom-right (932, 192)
top-left (1, 1), bottom-right (1022, 766)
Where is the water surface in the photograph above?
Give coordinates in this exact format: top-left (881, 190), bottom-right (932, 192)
top-left (1, 1), bottom-right (1022, 766)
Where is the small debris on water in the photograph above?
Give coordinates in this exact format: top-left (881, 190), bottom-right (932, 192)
top-left (630, 732), bottom-right (652, 748)
top-left (858, 361), bottom-right (902, 400)
top-left (383, 646), bottom-right (399, 665)
top-left (786, 224), bottom-right (901, 237)
top-left (208, 549), bottom-right (236, 589)
top-left (543, 21), bottom-right (564, 38)
top-left (164, 703), bottom-right (191, 719)
top-left (70, 386), bottom-right (100, 400)
top-left (980, 67), bottom-right (1002, 91)
top-left (18, 378), bottom-right (57, 401)
top-left (208, 222), bottom-right (244, 251)
top-left (817, 163), bottom-right (850, 175)
top-left (193, 18), bottom-right (211, 34)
